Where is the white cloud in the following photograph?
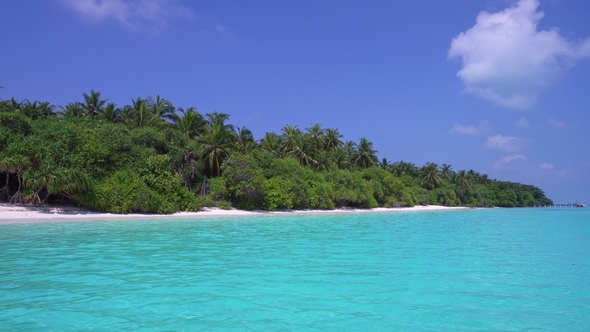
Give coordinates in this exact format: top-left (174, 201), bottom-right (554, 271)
top-left (450, 120), bottom-right (491, 135)
top-left (556, 164), bottom-right (590, 181)
top-left (547, 118), bottom-right (566, 129)
top-left (539, 163), bottom-right (555, 170)
top-left (516, 116), bottom-right (529, 128)
top-left (59, 0), bottom-right (192, 31)
top-left (216, 24), bottom-right (227, 35)
top-left (448, 0), bottom-right (590, 109)
top-left (485, 134), bottom-right (531, 152)
top-left (493, 154), bottom-right (527, 169)
top-left (451, 123), bottom-right (478, 135)
top-left (215, 24), bottom-right (237, 39)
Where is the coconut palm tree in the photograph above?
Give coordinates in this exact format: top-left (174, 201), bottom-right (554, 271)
top-left (440, 164), bottom-right (454, 180)
top-left (467, 169), bottom-right (479, 181)
top-left (58, 102), bottom-right (85, 118)
top-left (198, 118), bottom-right (235, 177)
top-left (478, 173), bottom-right (490, 185)
top-left (82, 90), bottom-right (107, 118)
top-left (452, 170), bottom-right (472, 190)
top-left (233, 126), bottom-right (256, 154)
top-left (14, 100), bottom-right (38, 119)
top-left (147, 95), bottom-right (175, 124)
top-left (287, 134), bottom-right (315, 166)
top-left (123, 98), bottom-right (157, 128)
top-left (351, 137), bottom-right (378, 169)
top-left (173, 107), bottom-right (205, 139)
top-left (98, 103), bottom-right (121, 122)
top-left (420, 162), bottom-right (441, 189)
top-left (280, 125), bottom-right (302, 154)
top-left (205, 111), bottom-right (233, 130)
top-left (260, 132), bottom-right (282, 157)
top-left (391, 161), bottom-right (418, 177)
top-left (324, 128), bottom-right (343, 151)
top-left (343, 140), bottom-right (356, 156)
top-left (15, 101), bottom-right (56, 119)
top-left (37, 102), bottom-right (57, 117)
top-left (330, 147), bottom-right (350, 169)
top-left (311, 149), bottom-right (330, 172)
top-left (2, 98), bottom-right (20, 112)
top-left (305, 123), bottom-right (325, 150)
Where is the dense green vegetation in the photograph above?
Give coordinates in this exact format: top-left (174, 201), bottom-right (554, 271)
top-left (0, 91), bottom-right (553, 213)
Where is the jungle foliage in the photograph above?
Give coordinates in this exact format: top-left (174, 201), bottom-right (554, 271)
top-left (0, 91), bottom-right (553, 213)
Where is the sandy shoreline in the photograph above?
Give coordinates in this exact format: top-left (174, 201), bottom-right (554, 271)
top-left (0, 203), bottom-right (469, 224)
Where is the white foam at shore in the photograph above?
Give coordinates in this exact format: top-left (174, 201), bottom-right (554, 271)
top-left (0, 203), bottom-right (468, 224)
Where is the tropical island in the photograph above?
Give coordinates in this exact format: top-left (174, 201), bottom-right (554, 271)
top-left (0, 91), bottom-right (553, 214)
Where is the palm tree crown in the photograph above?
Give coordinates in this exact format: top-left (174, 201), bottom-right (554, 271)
top-left (173, 107), bottom-right (205, 139)
top-left (420, 162), bottom-right (441, 189)
top-left (352, 137), bottom-right (378, 169)
top-left (82, 90), bottom-right (107, 118)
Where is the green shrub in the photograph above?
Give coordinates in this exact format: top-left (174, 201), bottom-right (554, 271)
top-left (140, 154), bottom-right (198, 212)
top-left (93, 169), bottom-right (157, 214)
top-left (411, 187), bottom-right (430, 205)
top-left (263, 157), bottom-right (309, 208)
top-left (215, 199), bottom-right (232, 210)
top-left (130, 127), bottom-right (169, 154)
top-left (495, 189), bottom-right (517, 207)
top-left (308, 181), bottom-right (335, 210)
top-left (207, 177), bottom-right (227, 199)
top-left (0, 112), bottom-right (32, 136)
top-left (264, 177), bottom-right (295, 211)
top-left (221, 154), bottom-right (265, 210)
top-left (195, 195), bottom-right (215, 209)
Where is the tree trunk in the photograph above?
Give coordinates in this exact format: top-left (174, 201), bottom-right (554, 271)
top-left (0, 172), bottom-right (10, 200)
top-left (9, 171), bottom-right (24, 204)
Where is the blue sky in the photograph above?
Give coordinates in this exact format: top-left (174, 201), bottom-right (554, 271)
top-left (1, 0), bottom-right (589, 204)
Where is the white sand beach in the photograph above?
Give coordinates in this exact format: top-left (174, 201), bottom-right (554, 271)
top-left (0, 203), bottom-right (468, 224)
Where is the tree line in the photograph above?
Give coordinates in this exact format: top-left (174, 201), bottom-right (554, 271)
top-left (0, 91), bottom-right (553, 213)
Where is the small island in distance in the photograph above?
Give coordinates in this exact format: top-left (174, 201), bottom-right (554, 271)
top-left (0, 91), bottom-right (553, 214)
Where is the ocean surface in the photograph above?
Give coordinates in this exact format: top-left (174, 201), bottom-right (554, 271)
top-left (1, 208), bottom-right (589, 331)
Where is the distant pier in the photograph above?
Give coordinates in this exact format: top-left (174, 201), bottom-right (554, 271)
top-left (534, 203), bottom-right (586, 208)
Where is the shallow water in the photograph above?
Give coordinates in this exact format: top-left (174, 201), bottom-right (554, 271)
top-left (1, 208), bottom-right (589, 330)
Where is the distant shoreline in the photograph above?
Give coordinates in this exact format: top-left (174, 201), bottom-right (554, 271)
top-left (0, 203), bottom-right (469, 224)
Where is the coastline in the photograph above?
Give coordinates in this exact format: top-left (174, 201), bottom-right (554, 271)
top-left (0, 203), bottom-right (469, 224)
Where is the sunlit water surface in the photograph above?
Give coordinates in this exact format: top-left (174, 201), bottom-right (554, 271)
top-left (1, 208), bottom-right (590, 331)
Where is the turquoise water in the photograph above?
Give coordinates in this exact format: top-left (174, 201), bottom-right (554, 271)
top-left (1, 208), bottom-right (589, 331)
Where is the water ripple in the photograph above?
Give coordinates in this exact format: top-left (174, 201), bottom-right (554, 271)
top-left (1, 208), bottom-right (590, 330)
